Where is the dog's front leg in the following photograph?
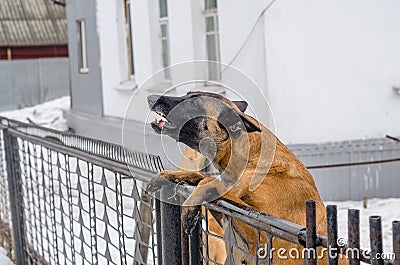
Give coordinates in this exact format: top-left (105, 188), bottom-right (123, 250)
top-left (182, 178), bottom-right (260, 265)
top-left (146, 170), bottom-right (205, 193)
top-left (181, 178), bottom-right (251, 234)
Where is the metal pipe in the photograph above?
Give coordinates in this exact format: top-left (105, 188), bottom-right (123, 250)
top-left (203, 198), bottom-right (327, 248)
top-left (326, 205), bottom-right (338, 265)
top-left (369, 216), bottom-right (384, 265)
top-left (306, 200), bottom-right (317, 265)
top-left (386, 135), bottom-right (400, 143)
top-left (348, 209), bottom-right (360, 265)
top-left (392, 221), bottom-right (400, 265)
top-left (155, 195), bottom-right (163, 265)
top-left (308, 157), bottom-right (400, 169)
top-left (160, 188), bottom-right (183, 265)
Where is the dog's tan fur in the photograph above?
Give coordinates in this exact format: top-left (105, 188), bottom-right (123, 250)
top-left (147, 93), bottom-right (337, 265)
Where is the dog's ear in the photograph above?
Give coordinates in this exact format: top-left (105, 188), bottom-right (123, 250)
top-left (232, 101), bottom-right (248, 112)
top-left (238, 113), bottom-right (262, 133)
top-left (218, 106), bottom-right (261, 134)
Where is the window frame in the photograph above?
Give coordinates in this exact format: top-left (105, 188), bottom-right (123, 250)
top-left (204, 0), bottom-right (221, 81)
top-left (158, 0), bottom-right (171, 80)
top-left (77, 19), bottom-right (89, 74)
top-left (124, 0), bottom-right (135, 79)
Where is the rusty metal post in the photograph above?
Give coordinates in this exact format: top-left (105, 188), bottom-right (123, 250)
top-left (393, 220), bottom-right (400, 265)
top-left (160, 188), bottom-right (183, 265)
top-left (348, 209), bottom-right (360, 265)
top-left (155, 194), bottom-right (163, 265)
top-left (369, 216), bottom-right (384, 265)
top-left (326, 205), bottom-right (338, 265)
top-left (306, 200), bottom-right (317, 265)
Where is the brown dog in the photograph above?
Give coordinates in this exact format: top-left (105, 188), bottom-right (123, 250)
top-left (146, 92), bottom-right (328, 265)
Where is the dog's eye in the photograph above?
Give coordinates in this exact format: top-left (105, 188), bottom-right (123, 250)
top-left (241, 259), bottom-right (247, 265)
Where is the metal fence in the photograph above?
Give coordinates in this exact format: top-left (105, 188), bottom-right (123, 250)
top-left (0, 117), bottom-right (162, 265)
top-left (290, 139), bottom-right (400, 201)
top-left (0, 116), bottom-right (399, 265)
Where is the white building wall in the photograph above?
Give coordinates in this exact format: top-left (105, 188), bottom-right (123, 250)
top-left (97, 0), bottom-right (400, 144)
top-left (264, 0), bottom-right (400, 144)
top-left (218, 0), bottom-right (269, 96)
top-left (168, 0), bottom-right (196, 64)
top-left (97, 0), bottom-right (157, 118)
top-left (217, 0), bottom-right (274, 133)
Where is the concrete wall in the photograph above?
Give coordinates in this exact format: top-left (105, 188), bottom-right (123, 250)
top-left (0, 58), bottom-right (69, 111)
top-left (66, 0), bottom-right (103, 116)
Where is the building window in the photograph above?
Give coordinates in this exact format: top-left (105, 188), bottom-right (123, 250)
top-left (204, 0), bottom-right (221, 81)
top-left (77, 19), bottom-right (89, 74)
top-left (125, 0), bottom-right (135, 78)
top-left (158, 0), bottom-right (171, 80)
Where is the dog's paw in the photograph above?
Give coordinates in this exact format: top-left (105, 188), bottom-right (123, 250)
top-left (146, 170), bottom-right (206, 193)
top-left (146, 170), bottom-right (188, 193)
top-left (146, 174), bottom-right (169, 193)
top-left (181, 206), bottom-right (201, 235)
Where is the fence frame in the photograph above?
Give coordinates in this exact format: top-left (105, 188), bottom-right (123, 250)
top-left (0, 117), bottom-right (164, 264)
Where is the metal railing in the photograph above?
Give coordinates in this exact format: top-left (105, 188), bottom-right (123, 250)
top-left (0, 117), bottom-right (162, 265)
top-left (0, 116), bottom-right (399, 265)
top-left (167, 184), bottom-right (400, 265)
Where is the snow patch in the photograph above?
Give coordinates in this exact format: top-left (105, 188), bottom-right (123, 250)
top-left (0, 96), bottom-right (70, 131)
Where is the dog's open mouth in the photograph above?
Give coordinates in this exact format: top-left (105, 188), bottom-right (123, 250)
top-left (150, 110), bottom-right (178, 132)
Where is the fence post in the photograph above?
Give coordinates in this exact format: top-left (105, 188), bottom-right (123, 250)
top-left (4, 129), bottom-right (26, 265)
top-left (160, 188), bottom-right (183, 265)
top-left (181, 206), bottom-right (201, 265)
top-left (393, 221), bottom-right (400, 265)
top-left (155, 194), bottom-right (163, 265)
top-left (326, 205), bottom-right (338, 265)
top-left (369, 216), bottom-right (383, 265)
top-left (348, 209), bottom-right (360, 265)
top-left (306, 200), bottom-right (317, 265)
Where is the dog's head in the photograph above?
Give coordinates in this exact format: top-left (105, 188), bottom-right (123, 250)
top-left (147, 91), bottom-right (261, 155)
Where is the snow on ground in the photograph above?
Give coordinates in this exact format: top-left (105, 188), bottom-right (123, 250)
top-left (326, 198), bottom-right (400, 253)
top-left (0, 96), bottom-right (70, 131)
top-left (0, 247), bottom-right (13, 265)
